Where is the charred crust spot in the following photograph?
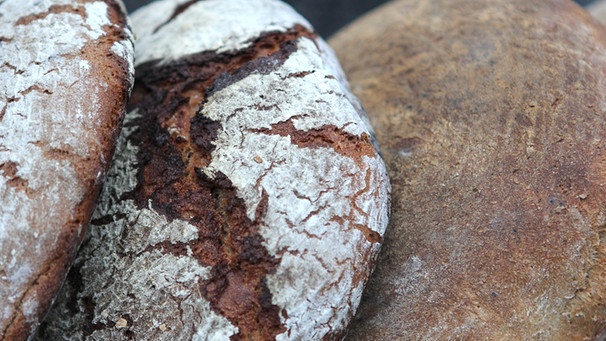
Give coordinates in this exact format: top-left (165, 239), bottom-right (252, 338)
top-left (152, 0), bottom-right (198, 33)
top-left (15, 4), bottom-right (86, 26)
top-left (90, 213), bottom-right (127, 226)
top-left (190, 115), bottom-right (221, 155)
top-left (81, 296), bottom-right (109, 337)
top-left (123, 27), bottom-right (319, 339)
top-left (250, 119), bottom-right (377, 163)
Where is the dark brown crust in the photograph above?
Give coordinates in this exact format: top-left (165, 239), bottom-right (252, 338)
top-left (126, 27), bottom-right (304, 341)
top-left (250, 119), bottom-right (376, 163)
top-left (330, 0), bottom-right (606, 339)
top-left (1, 1), bottom-right (133, 340)
top-left (61, 26), bottom-right (318, 341)
top-left (129, 27), bottom-right (311, 341)
top-left (152, 0), bottom-right (198, 33)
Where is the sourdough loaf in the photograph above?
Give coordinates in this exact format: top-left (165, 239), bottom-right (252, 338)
top-left (330, 0), bottom-right (606, 339)
top-left (0, 0), bottom-right (134, 339)
top-left (37, 0), bottom-right (390, 340)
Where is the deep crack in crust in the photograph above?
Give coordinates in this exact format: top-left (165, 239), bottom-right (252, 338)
top-left (37, 1), bottom-right (390, 339)
top-left (52, 27), bottom-right (312, 341)
top-left (124, 26), bottom-right (351, 340)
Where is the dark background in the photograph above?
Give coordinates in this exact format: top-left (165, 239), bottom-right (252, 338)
top-left (123, 0), bottom-right (597, 39)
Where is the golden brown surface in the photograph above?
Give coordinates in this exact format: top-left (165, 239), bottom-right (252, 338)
top-left (330, 0), bottom-right (606, 339)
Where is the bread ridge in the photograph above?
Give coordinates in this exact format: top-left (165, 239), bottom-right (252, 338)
top-left (36, 0), bottom-right (390, 340)
top-left (0, 0), bottom-right (134, 339)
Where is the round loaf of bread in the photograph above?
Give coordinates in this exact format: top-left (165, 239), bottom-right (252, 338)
top-left (330, 0), bottom-right (606, 339)
top-left (36, 0), bottom-right (390, 340)
top-left (0, 0), bottom-right (134, 339)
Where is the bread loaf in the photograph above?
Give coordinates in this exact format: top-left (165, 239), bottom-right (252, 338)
top-left (330, 0), bottom-right (606, 339)
top-left (0, 1), bottom-right (134, 339)
top-left (37, 0), bottom-right (390, 340)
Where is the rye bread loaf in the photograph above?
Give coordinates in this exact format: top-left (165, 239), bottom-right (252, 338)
top-left (329, 0), bottom-right (606, 339)
top-left (36, 0), bottom-right (390, 340)
top-left (0, 0), bottom-right (134, 339)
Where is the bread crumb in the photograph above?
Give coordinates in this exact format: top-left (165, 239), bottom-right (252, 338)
top-left (159, 323), bottom-right (167, 331)
top-left (254, 155), bottom-right (263, 163)
top-left (115, 317), bottom-right (128, 329)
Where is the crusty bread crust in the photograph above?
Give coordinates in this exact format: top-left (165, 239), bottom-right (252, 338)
top-left (37, 0), bottom-right (390, 340)
top-left (0, 0), bottom-right (134, 339)
top-left (330, 0), bottom-right (606, 339)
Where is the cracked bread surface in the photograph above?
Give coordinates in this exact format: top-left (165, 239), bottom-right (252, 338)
top-left (0, 0), bottom-right (134, 340)
top-left (36, 0), bottom-right (390, 340)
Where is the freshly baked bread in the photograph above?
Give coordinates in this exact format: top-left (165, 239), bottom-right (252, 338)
top-left (0, 0), bottom-right (134, 340)
top-left (37, 0), bottom-right (390, 340)
top-left (330, 0), bottom-right (606, 339)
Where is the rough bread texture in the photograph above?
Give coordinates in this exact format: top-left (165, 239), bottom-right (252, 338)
top-left (329, 0), bottom-right (606, 339)
top-left (36, 0), bottom-right (390, 340)
top-left (0, 0), bottom-right (134, 339)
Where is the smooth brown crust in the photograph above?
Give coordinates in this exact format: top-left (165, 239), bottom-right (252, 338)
top-left (330, 0), bottom-right (606, 339)
top-left (1, 1), bottom-right (133, 340)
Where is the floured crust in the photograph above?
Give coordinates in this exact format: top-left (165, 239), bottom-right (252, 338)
top-left (36, 0), bottom-right (390, 340)
top-left (330, 0), bottom-right (606, 339)
top-left (131, 0), bottom-right (314, 66)
top-left (0, 0), bottom-right (134, 339)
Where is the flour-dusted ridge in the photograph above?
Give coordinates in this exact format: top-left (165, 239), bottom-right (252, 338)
top-left (201, 36), bottom-right (390, 339)
top-left (0, 0), bottom-right (134, 339)
top-left (38, 0), bottom-right (390, 340)
top-left (38, 109), bottom-right (241, 341)
top-left (131, 0), bottom-right (314, 66)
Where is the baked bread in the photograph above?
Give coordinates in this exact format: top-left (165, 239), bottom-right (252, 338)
top-left (0, 0), bottom-right (134, 339)
top-left (329, 0), bottom-right (606, 339)
top-left (37, 0), bottom-right (390, 340)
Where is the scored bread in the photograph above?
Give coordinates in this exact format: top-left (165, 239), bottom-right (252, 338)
top-left (37, 0), bottom-right (390, 340)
